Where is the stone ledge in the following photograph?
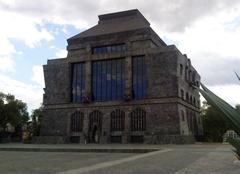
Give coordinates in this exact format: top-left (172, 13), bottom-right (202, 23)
top-left (0, 147), bottom-right (159, 153)
top-left (31, 136), bottom-right (65, 144)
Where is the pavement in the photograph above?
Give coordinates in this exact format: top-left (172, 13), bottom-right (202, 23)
top-left (0, 143), bottom-right (239, 174)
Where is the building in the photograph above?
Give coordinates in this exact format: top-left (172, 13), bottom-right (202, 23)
top-left (41, 9), bottom-right (203, 144)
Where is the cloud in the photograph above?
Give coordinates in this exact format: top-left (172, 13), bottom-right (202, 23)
top-left (155, 4), bottom-right (240, 86)
top-left (195, 57), bottom-right (240, 86)
top-left (0, 10), bottom-right (54, 48)
top-left (208, 84), bottom-right (240, 106)
top-left (0, 73), bottom-right (43, 112)
top-left (0, 6), bottom-right (54, 78)
top-left (31, 65), bottom-right (45, 87)
top-left (1, 0), bottom-right (238, 31)
top-left (0, 56), bottom-right (15, 73)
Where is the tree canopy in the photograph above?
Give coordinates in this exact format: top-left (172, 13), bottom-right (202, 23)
top-left (31, 105), bottom-right (43, 136)
top-left (0, 92), bottom-right (29, 132)
top-left (201, 101), bottom-right (234, 142)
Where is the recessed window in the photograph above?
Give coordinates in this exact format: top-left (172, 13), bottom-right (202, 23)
top-left (111, 109), bottom-right (125, 131)
top-left (180, 64), bottom-right (183, 75)
top-left (71, 63), bottom-right (85, 103)
top-left (185, 66), bottom-right (188, 80)
top-left (92, 43), bottom-right (126, 54)
top-left (180, 89), bottom-right (184, 100)
top-left (192, 72), bottom-right (196, 82)
top-left (186, 92), bottom-right (189, 102)
top-left (71, 111), bottom-right (84, 132)
top-left (132, 56), bottom-right (147, 99)
top-left (130, 108), bottom-right (146, 131)
top-left (189, 70), bottom-right (192, 81)
top-left (181, 110), bottom-right (185, 121)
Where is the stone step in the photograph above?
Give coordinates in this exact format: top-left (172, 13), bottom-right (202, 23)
top-left (0, 147), bottom-right (159, 153)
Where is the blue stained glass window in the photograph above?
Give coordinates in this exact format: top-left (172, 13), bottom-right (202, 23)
top-left (133, 56), bottom-right (147, 99)
top-left (92, 59), bottom-right (125, 101)
top-left (72, 63), bottom-right (85, 102)
top-left (92, 43), bottom-right (126, 54)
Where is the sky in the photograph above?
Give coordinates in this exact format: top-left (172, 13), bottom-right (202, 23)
top-left (0, 0), bottom-right (240, 113)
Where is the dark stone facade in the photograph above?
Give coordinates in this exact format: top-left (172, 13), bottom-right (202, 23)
top-left (41, 9), bottom-right (203, 144)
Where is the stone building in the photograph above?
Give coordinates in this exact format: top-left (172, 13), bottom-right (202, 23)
top-left (41, 9), bottom-right (203, 144)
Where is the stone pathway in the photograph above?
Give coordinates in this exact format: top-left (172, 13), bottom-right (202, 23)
top-left (0, 143), bottom-right (239, 174)
top-left (174, 146), bottom-right (240, 174)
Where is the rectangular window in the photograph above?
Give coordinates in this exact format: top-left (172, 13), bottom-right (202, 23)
top-left (92, 58), bottom-right (125, 101)
top-left (180, 64), bottom-right (183, 75)
top-left (71, 63), bottom-right (85, 102)
top-left (92, 43), bottom-right (126, 54)
top-left (185, 66), bottom-right (188, 80)
top-left (132, 56), bottom-right (147, 99)
top-left (181, 89), bottom-right (184, 99)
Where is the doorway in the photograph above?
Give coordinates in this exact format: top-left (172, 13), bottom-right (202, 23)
top-left (92, 125), bottom-right (99, 143)
top-left (88, 110), bottom-right (102, 143)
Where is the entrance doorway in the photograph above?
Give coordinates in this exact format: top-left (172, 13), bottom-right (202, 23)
top-left (92, 125), bottom-right (99, 143)
top-left (88, 110), bottom-right (102, 143)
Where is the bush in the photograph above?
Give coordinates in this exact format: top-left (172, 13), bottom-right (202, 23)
top-left (228, 138), bottom-right (240, 160)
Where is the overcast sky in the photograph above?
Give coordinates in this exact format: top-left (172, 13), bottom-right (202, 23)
top-left (0, 0), bottom-right (239, 112)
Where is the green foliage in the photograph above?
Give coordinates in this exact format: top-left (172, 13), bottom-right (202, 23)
top-left (228, 138), bottom-right (240, 160)
top-left (31, 105), bottom-right (43, 136)
top-left (0, 92), bottom-right (29, 132)
top-left (201, 102), bottom-right (233, 142)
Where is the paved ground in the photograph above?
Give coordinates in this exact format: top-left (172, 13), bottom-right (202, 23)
top-left (0, 143), bottom-right (239, 174)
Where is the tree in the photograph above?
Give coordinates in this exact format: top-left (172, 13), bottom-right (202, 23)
top-left (31, 105), bottom-right (43, 136)
top-left (201, 101), bottom-right (233, 142)
top-left (0, 92), bottom-right (29, 132)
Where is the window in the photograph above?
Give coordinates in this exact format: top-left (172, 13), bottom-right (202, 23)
top-left (180, 89), bottom-right (184, 99)
top-left (132, 56), bottom-right (147, 99)
top-left (180, 64), bottom-right (183, 75)
top-left (185, 67), bottom-right (188, 80)
top-left (197, 100), bottom-right (200, 108)
top-left (189, 70), bottom-right (192, 81)
top-left (196, 81), bottom-right (199, 87)
top-left (187, 112), bottom-right (197, 134)
top-left (190, 96), bottom-right (193, 104)
top-left (186, 92), bottom-right (189, 102)
top-left (192, 72), bottom-right (196, 82)
top-left (193, 98), bottom-right (196, 106)
top-left (130, 108), bottom-right (146, 131)
top-left (186, 111), bottom-right (190, 130)
top-left (92, 43), bottom-right (126, 54)
top-left (111, 109), bottom-right (125, 131)
top-left (89, 110), bottom-right (102, 132)
top-left (72, 63), bottom-right (85, 103)
top-left (181, 110), bottom-right (185, 121)
top-left (71, 111), bottom-right (84, 132)
top-left (92, 58), bottom-right (125, 101)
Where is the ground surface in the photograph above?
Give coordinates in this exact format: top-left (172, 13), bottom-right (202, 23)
top-left (0, 143), bottom-right (239, 174)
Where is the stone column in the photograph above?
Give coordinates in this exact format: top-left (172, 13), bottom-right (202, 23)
top-left (124, 56), bottom-right (132, 100)
top-left (81, 111), bottom-right (89, 144)
top-left (122, 110), bottom-right (131, 143)
top-left (84, 61), bottom-right (92, 102)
